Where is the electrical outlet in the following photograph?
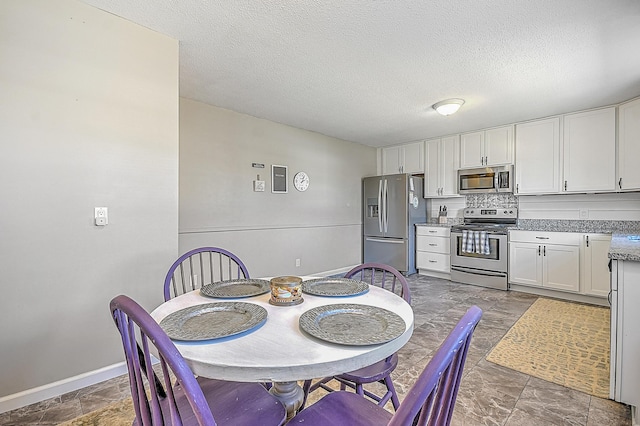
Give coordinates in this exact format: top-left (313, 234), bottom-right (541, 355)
top-left (579, 209), bottom-right (589, 219)
top-left (94, 207), bottom-right (108, 226)
top-left (295, 258), bottom-right (301, 267)
top-left (254, 180), bottom-right (265, 192)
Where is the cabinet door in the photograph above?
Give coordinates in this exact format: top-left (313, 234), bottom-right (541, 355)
top-left (460, 131), bottom-right (484, 168)
top-left (563, 107), bottom-right (616, 192)
top-left (582, 234), bottom-right (612, 298)
top-left (440, 135), bottom-right (459, 196)
top-left (543, 244), bottom-right (580, 292)
top-left (402, 141), bottom-right (424, 174)
top-left (618, 97), bottom-right (640, 191)
top-left (382, 146), bottom-right (402, 175)
top-left (515, 118), bottom-right (561, 194)
top-left (485, 125), bottom-right (514, 166)
top-left (424, 139), bottom-right (441, 197)
top-left (509, 242), bottom-right (542, 286)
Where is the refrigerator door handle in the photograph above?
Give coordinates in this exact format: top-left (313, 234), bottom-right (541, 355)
top-left (365, 237), bottom-right (404, 244)
top-left (377, 179), bottom-right (383, 233)
top-left (383, 179), bottom-right (389, 233)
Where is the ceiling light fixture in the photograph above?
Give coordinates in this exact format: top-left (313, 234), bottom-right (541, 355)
top-left (432, 98), bottom-right (465, 116)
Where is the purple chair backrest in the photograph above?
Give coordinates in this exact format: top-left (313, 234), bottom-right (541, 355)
top-left (110, 295), bottom-right (218, 425)
top-left (164, 247), bottom-right (250, 301)
top-left (389, 305), bottom-right (482, 426)
top-left (345, 263), bottom-right (411, 304)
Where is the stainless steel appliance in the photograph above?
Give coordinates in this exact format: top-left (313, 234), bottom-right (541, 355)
top-left (450, 207), bottom-right (517, 290)
top-left (363, 174), bottom-right (426, 274)
top-left (458, 165), bottom-right (513, 194)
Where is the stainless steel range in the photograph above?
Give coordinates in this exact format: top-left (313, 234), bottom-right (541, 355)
top-left (450, 208), bottom-right (517, 290)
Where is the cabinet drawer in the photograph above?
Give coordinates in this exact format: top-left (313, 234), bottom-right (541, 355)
top-left (509, 230), bottom-right (580, 246)
top-left (416, 236), bottom-right (450, 254)
top-left (416, 226), bottom-right (450, 237)
top-left (416, 252), bottom-right (450, 273)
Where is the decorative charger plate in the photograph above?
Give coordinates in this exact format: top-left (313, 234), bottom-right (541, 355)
top-left (200, 279), bottom-right (270, 298)
top-left (160, 302), bottom-right (267, 341)
top-left (299, 303), bottom-right (405, 346)
top-left (302, 278), bottom-right (369, 297)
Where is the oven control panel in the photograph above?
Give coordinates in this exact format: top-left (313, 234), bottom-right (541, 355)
top-left (463, 208), bottom-right (517, 219)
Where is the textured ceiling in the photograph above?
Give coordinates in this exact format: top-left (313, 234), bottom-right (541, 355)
top-left (82, 0), bottom-right (640, 147)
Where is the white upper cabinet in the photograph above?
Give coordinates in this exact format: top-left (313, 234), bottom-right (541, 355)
top-left (618, 97), bottom-right (640, 191)
top-left (382, 141), bottom-right (424, 175)
top-left (562, 107), bottom-right (616, 192)
top-left (460, 125), bottom-right (513, 169)
top-left (424, 135), bottom-right (459, 197)
top-left (515, 117), bottom-right (561, 195)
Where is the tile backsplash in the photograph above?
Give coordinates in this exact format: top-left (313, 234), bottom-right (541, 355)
top-left (465, 193), bottom-right (518, 208)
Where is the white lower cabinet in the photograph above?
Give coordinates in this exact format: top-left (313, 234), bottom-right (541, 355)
top-left (510, 230), bottom-right (612, 300)
top-left (611, 259), bottom-right (640, 409)
top-left (581, 234), bottom-right (612, 297)
top-left (509, 231), bottom-right (580, 293)
top-left (416, 226), bottom-right (450, 276)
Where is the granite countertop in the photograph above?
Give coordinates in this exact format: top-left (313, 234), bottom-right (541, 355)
top-left (609, 234), bottom-right (640, 261)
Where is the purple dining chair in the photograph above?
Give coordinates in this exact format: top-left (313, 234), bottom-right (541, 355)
top-left (290, 305), bottom-right (483, 426)
top-left (110, 295), bottom-right (286, 426)
top-left (303, 262), bottom-right (411, 410)
top-left (164, 247), bottom-right (250, 301)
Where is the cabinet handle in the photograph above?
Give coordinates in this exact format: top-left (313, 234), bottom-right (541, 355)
top-left (543, 246), bottom-right (546, 256)
top-left (428, 243), bottom-right (437, 246)
top-left (485, 156), bottom-right (488, 165)
top-left (586, 236), bottom-right (589, 247)
top-left (619, 178), bottom-right (623, 189)
top-left (535, 236), bottom-right (549, 240)
top-left (428, 260), bottom-right (438, 263)
top-left (564, 180), bottom-right (567, 191)
top-left (538, 245), bottom-right (541, 255)
top-left (516, 183), bottom-right (519, 194)
top-left (428, 230), bottom-right (438, 233)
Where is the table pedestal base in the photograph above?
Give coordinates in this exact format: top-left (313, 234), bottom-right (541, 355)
top-left (269, 381), bottom-right (304, 420)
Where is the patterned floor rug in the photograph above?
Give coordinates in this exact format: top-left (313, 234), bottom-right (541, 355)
top-left (486, 297), bottom-right (610, 398)
top-left (59, 398), bottom-right (134, 426)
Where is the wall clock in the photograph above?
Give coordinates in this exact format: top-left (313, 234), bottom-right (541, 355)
top-left (293, 171), bottom-right (310, 192)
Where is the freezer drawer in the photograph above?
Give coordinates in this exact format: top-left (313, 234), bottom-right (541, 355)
top-left (364, 236), bottom-right (408, 273)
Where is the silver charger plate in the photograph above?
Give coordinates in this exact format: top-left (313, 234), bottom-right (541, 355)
top-left (200, 279), bottom-right (270, 298)
top-left (302, 278), bottom-right (369, 297)
top-left (299, 303), bottom-right (405, 346)
top-left (160, 302), bottom-right (267, 341)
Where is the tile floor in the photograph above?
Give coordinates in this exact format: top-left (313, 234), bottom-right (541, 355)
top-left (0, 274), bottom-right (632, 425)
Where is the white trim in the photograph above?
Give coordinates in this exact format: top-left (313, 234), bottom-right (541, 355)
top-left (508, 284), bottom-right (609, 307)
top-left (315, 265), bottom-right (358, 277)
top-left (0, 362), bottom-right (127, 414)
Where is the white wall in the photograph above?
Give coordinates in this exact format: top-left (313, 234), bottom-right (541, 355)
top-left (179, 99), bottom-right (377, 276)
top-left (0, 0), bottom-right (178, 407)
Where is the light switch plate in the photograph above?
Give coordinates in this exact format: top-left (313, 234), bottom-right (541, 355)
top-left (254, 180), bottom-right (265, 192)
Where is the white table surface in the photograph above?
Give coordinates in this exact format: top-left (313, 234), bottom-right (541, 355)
top-left (150, 279), bottom-right (415, 383)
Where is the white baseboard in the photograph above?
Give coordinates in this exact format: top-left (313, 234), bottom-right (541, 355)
top-left (316, 265), bottom-right (358, 277)
top-left (0, 362), bottom-right (127, 414)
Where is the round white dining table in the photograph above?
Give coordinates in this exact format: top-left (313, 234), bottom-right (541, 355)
top-left (150, 277), bottom-right (414, 419)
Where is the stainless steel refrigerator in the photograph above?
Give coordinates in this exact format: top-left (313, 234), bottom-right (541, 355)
top-left (363, 174), bottom-right (426, 274)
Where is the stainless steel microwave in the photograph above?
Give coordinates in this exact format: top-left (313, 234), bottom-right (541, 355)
top-left (458, 165), bottom-right (513, 194)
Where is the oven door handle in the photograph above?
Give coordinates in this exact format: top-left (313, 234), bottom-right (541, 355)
top-left (451, 265), bottom-right (507, 278)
